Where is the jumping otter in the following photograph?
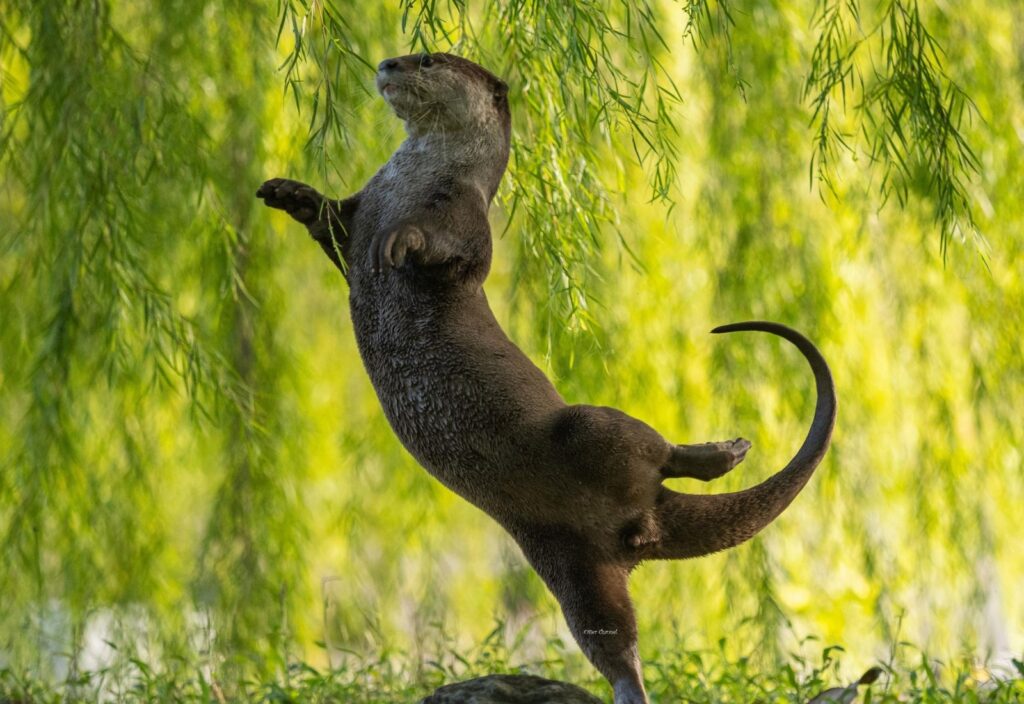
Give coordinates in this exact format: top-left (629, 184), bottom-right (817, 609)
top-left (257, 52), bottom-right (836, 704)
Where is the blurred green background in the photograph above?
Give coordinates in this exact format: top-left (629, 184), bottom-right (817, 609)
top-left (0, 0), bottom-right (1021, 690)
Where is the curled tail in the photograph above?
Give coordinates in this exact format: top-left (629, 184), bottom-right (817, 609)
top-left (651, 321), bottom-right (837, 560)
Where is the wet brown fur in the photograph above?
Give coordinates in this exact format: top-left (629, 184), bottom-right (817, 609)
top-left (257, 53), bottom-right (836, 704)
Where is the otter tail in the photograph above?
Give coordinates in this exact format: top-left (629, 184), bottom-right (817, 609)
top-left (650, 321), bottom-right (836, 560)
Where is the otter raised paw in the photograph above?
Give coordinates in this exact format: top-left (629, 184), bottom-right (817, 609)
top-left (256, 178), bottom-right (326, 225)
top-left (258, 178), bottom-right (357, 274)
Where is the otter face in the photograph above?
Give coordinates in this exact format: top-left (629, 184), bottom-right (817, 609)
top-left (376, 53), bottom-right (509, 134)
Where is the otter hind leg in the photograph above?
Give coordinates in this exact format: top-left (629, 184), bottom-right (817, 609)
top-left (517, 530), bottom-right (649, 704)
top-left (660, 438), bottom-right (751, 481)
top-left (555, 560), bottom-right (648, 704)
top-left (550, 405), bottom-right (673, 481)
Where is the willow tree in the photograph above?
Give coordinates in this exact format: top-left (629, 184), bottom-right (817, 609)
top-left (1, 0), bottom-right (1020, 687)
top-left (0, 0), bottom-right (307, 675)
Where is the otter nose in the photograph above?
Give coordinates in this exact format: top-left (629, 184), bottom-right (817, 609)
top-left (378, 58), bottom-right (400, 73)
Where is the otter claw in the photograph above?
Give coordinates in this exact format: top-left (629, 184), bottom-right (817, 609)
top-left (705, 437), bottom-right (752, 477)
top-left (722, 437), bottom-right (752, 469)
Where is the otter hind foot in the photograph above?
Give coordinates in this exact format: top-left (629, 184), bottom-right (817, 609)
top-left (613, 679), bottom-right (649, 704)
top-left (661, 438), bottom-right (751, 481)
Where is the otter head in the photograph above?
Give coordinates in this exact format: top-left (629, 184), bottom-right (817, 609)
top-left (376, 53), bottom-right (510, 140)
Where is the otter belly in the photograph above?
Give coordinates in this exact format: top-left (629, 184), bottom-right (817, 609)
top-left (371, 347), bottom-right (503, 467)
top-left (347, 279), bottom-right (565, 496)
top-left (352, 308), bottom-right (508, 465)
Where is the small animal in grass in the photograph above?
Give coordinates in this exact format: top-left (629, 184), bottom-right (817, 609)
top-left (807, 667), bottom-right (884, 704)
top-left (257, 52), bottom-right (836, 704)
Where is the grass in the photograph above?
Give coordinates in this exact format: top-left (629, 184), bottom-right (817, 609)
top-left (2, 630), bottom-right (1021, 703)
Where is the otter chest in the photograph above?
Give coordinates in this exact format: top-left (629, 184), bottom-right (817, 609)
top-left (356, 146), bottom-right (474, 244)
top-left (347, 291), bottom-right (496, 473)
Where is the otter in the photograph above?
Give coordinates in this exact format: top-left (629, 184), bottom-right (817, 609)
top-left (257, 53), bottom-right (836, 704)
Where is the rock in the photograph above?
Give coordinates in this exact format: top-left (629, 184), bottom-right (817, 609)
top-left (418, 674), bottom-right (604, 704)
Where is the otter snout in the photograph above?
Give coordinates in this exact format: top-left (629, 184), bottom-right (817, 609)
top-left (375, 54), bottom-right (427, 85)
top-left (375, 55), bottom-right (418, 101)
top-left (375, 59), bottom-right (398, 97)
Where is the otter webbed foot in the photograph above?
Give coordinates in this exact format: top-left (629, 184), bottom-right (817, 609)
top-left (257, 178), bottom-right (326, 226)
top-left (371, 224), bottom-right (425, 273)
top-left (661, 438), bottom-right (751, 481)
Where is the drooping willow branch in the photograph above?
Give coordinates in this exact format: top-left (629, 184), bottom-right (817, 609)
top-left (805, 0), bottom-right (982, 256)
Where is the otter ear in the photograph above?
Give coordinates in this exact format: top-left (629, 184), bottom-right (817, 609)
top-left (493, 79), bottom-right (509, 101)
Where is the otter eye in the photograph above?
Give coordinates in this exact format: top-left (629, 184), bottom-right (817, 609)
top-left (420, 54), bottom-right (434, 68)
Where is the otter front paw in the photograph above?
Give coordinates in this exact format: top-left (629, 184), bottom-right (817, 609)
top-left (256, 178), bottom-right (325, 225)
top-left (371, 225), bottom-right (425, 274)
